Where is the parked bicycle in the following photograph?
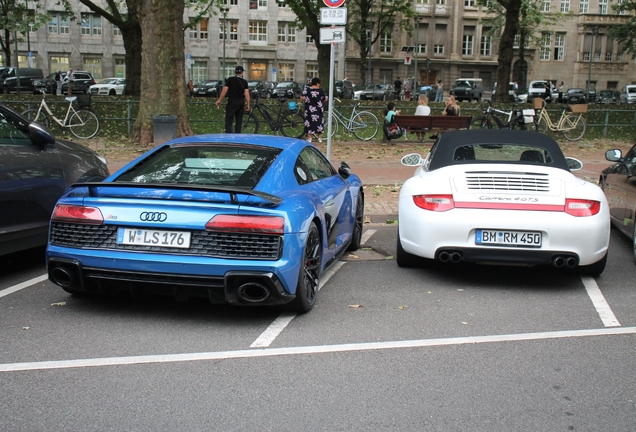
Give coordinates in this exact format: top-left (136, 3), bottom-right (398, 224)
top-left (240, 94), bottom-right (305, 138)
top-left (534, 98), bottom-right (586, 141)
top-left (21, 90), bottom-right (100, 139)
top-left (471, 100), bottom-right (537, 131)
top-left (326, 98), bottom-right (379, 141)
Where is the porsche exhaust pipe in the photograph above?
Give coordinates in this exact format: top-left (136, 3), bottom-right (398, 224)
top-left (552, 256), bottom-right (566, 268)
top-left (438, 251), bottom-right (463, 263)
top-left (450, 252), bottom-right (463, 263)
top-left (566, 257), bottom-right (578, 268)
top-left (50, 266), bottom-right (77, 287)
top-left (439, 252), bottom-right (450, 262)
top-left (237, 282), bottom-right (271, 303)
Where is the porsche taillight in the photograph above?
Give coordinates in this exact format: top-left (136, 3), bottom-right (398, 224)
top-left (52, 204), bottom-right (104, 223)
top-left (564, 199), bottom-right (601, 217)
top-left (205, 215), bottom-right (285, 234)
top-left (413, 194), bottom-right (455, 212)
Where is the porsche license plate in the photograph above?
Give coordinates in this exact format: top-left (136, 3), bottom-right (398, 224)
top-left (475, 230), bottom-right (542, 248)
top-left (117, 228), bottom-right (191, 249)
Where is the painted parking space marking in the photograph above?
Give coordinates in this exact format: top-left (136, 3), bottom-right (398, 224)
top-left (2, 327), bottom-right (635, 373)
top-left (0, 274), bottom-right (48, 299)
top-left (360, 229), bottom-right (377, 246)
top-left (250, 261), bottom-right (346, 348)
top-left (580, 275), bottom-right (621, 327)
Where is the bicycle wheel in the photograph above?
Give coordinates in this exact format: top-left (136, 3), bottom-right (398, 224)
top-left (326, 112), bottom-right (339, 138)
top-left (537, 117), bottom-right (549, 134)
top-left (241, 112), bottom-right (259, 134)
top-left (561, 115), bottom-right (585, 141)
top-left (471, 117), bottom-right (492, 129)
top-left (68, 110), bottom-right (99, 139)
top-left (351, 111), bottom-right (379, 141)
top-left (280, 111), bottom-right (306, 138)
top-left (21, 108), bottom-right (51, 129)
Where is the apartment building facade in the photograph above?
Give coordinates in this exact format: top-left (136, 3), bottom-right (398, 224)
top-left (5, 0), bottom-right (635, 92)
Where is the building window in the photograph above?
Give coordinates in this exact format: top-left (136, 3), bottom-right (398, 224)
top-left (416, 44), bottom-right (426, 54)
top-left (249, 0), bottom-right (267, 9)
top-left (560, 0), bottom-right (570, 11)
top-left (115, 58), bottom-right (125, 77)
top-left (306, 64), bottom-right (318, 82)
top-left (436, 0), bottom-right (446, 4)
top-left (278, 23), bottom-right (296, 43)
top-left (306, 33), bottom-right (314, 43)
top-left (617, 0), bottom-right (626, 14)
top-left (481, 33), bottom-right (492, 56)
top-left (222, 62), bottom-right (236, 79)
top-left (190, 60), bottom-right (207, 83)
top-left (554, 33), bottom-right (565, 60)
top-left (249, 20), bottom-right (267, 43)
top-left (434, 45), bottom-right (444, 54)
top-left (465, 0), bottom-right (475, 6)
top-left (541, 0), bottom-right (550, 12)
top-left (50, 56), bottom-right (69, 73)
top-left (83, 58), bottom-right (102, 79)
top-left (81, 13), bottom-right (102, 36)
top-left (462, 33), bottom-right (474, 55)
top-left (599, 0), bottom-right (607, 13)
top-left (48, 13), bottom-right (69, 34)
top-left (579, 0), bottom-right (589, 13)
top-left (380, 31), bottom-right (392, 53)
top-left (113, 25), bottom-right (121, 37)
top-left (189, 18), bottom-right (208, 39)
top-left (278, 63), bottom-right (294, 82)
top-left (540, 33), bottom-right (551, 60)
top-left (224, 0), bottom-right (238, 4)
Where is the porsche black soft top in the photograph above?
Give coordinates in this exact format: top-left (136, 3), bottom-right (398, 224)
top-left (427, 129), bottom-right (570, 171)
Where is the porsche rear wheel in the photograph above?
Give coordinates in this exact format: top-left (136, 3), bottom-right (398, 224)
top-left (290, 222), bottom-right (321, 313)
top-left (396, 228), bottom-right (423, 268)
top-left (347, 192), bottom-right (364, 251)
top-left (578, 251), bottom-right (607, 276)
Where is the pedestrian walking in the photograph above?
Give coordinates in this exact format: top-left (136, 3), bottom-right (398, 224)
top-left (301, 77), bottom-right (328, 143)
top-left (65, 69), bottom-right (74, 96)
top-left (435, 80), bottom-right (444, 102)
top-left (394, 77), bottom-right (403, 100)
top-left (215, 66), bottom-right (250, 133)
top-left (55, 71), bottom-right (62, 95)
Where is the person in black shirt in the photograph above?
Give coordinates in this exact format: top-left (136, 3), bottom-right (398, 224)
top-left (215, 66), bottom-right (250, 133)
top-left (394, 77), bottom-right (402, 100)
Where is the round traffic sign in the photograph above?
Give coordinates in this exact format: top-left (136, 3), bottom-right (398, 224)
top-left (323, 0), bottom-right (345, 8)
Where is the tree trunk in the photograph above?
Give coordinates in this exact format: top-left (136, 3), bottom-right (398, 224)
top-left (120, 25), bottom-right (142, 97)
top-left (495, 0), bottom-right (521, 103)
top-left (132, 0), bottom-right (192, 146)
top-left (316, 43), bottom-right (332, 94)
top-left (1, 29), bottom-right (11, 66)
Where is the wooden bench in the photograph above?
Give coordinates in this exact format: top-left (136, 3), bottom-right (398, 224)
top-left (392, 115), bottom-right (473, 142)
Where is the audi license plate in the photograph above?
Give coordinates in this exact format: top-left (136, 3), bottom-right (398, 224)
top-left (117, 228), bottom-right (191, 249)
top-left (475, 229), bottom-right (542, 248)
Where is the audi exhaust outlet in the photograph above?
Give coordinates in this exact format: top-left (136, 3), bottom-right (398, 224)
top-left (50, 266), bottom-right (77, 287)
top-left (237, 282), bottom-right (271, 303)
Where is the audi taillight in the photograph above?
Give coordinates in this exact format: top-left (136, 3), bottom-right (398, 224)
top-left (205, 215), bottom-right (285, 234)
top-left (564, 199), bottom-right (601, 217)
top-left (52, 204), bottom-right (104, 223)
top-left (413, 194), bottom-right (455, 212)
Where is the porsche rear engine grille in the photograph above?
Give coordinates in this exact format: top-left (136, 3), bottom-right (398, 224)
top-left (50, 223), bottom-right (282, 260)
top-left (465, 173), bottom-right (550, 192)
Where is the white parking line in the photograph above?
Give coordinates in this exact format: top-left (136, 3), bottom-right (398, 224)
top-left (3, 327), bottom-right (635, 373)
top-left (360, 229), bottom-right (377, 246)
top-left (0, 274), bottom-right (48, 299)
top-left (250, 261), bottom-right (347, 348)
top-left (580, 275), bottom-right (621, 327)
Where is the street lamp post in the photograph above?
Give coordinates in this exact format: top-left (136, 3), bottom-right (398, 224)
top-left (25, 0), bottom-right (31, 62)
top-left (221, 7), bottom-right (229, 80)
top-left (413, 19), bottom-right (419, 90)
top-left (367, 17), bottom-right (372, 86)
top-left (586, 26), bottom-right (598, 98)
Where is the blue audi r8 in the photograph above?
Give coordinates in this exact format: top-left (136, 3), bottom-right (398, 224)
top-left (46, 134), bottom-right (364, 313)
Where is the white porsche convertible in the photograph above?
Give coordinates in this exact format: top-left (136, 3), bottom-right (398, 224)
top-left (397, 129), bottom-right (610, 275)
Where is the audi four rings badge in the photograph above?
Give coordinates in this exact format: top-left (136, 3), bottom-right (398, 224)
top-left (140, 212), bottom-right (167, 222)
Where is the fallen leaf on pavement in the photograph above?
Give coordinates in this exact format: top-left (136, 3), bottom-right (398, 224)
top-left (348, 304), bottom-right (363, 308)
top-left (51, 302), bottom-right (66, 306)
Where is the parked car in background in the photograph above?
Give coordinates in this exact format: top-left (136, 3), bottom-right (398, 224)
top-left (358, 84), bottom-right (394, 100)
top-left (45, 134), bottom-right (364, 313)
top-left (410, 84), bottom-right (434, 101)
top-left (192, 80), bottom-right (223, 97)
top-left (491, 82), bottom-right (527, 103)
top-left (586, 89), bottom-right (597, 104)
top-left (620, 85), bottom-right (636, 104)
top-left (89, 77), bottom-right (126, 96)
top-left (335, 80), bottom-right (354, 99)
top-left (272, 81), bottom-right (302, 99)
top-left (248, 80), bottom-right (270, 99)
top-left (1, 67), bottom-right (43, 94)
top-left (264, 81), bottom-right (278, 98)
top-left (0, 103), bottom-right (109, 256)
top-left (565, 88), bottom-right (587, 104)
top-left (62, 71), bottom-right (96, 95)
top-left (601, 143), bottom-right (636, 261)
top-left (527, 80), bottom-right (558, 103)
top-left (33, 72), bottom-right (60, 94)
top-left (596, 89), bottom-right (620, 104)
top-left (396, 129), bottom-right (609, 276)
top-left (449, 78), bottom-right (483, 102)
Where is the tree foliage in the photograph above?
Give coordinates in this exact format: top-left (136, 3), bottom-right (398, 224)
top-left (609, 0), bottom-right (636, 55)
top-left (345, 0), bottom-right (415, 86)
top-left (0, 0), bottom-right (49, 67)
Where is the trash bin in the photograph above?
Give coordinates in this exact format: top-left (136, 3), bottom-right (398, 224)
top-left (153, 114), bottom-right (177, 146)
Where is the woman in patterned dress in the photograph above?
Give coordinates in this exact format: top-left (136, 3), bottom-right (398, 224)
top-left (301, 77), bottom-right (328, 143)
